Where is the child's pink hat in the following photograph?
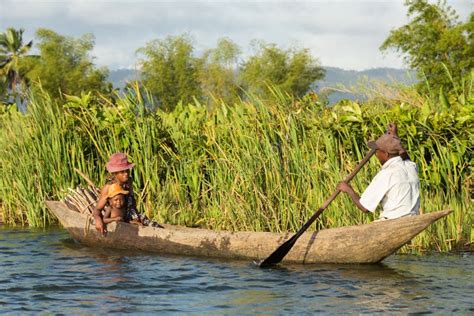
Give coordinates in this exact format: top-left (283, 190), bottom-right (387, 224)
top-left (106, 152), bottom-right (135, 173)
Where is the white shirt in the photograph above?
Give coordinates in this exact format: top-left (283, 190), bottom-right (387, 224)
top-left (360, 156), bottom-right (420, 219)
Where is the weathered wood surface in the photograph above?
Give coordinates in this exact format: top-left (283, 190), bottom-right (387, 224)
top-left (46, 201), bottom-right (451, 264)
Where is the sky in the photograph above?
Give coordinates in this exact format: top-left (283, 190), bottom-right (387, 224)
top-left (1, 0), bottom-right (471, 71)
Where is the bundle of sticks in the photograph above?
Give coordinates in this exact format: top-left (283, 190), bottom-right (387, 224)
top-left (64, 185), bottom-right (100, 214)
top-left (63, 168), bottom-right (100, 214)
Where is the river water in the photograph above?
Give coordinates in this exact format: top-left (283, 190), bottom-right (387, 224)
top-left (1, 226), bottom-right (473, 314)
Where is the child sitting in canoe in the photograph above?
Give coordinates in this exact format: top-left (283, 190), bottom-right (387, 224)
top-left (93, 152), bottom-right (162, 235)
top-left (103, 183), bottom-right (128, 223)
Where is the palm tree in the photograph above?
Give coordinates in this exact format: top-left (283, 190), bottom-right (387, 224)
top-left (0, 28), bottom-right (33, 101)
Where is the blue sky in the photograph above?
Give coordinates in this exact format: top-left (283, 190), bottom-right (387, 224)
top-left (1, 0), bottom-right (471, 70)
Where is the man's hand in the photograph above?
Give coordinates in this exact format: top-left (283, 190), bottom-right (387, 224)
top-left (337, 182), bottom-right (355, 195)
top-left (337, 182), bottom-right (369, 213)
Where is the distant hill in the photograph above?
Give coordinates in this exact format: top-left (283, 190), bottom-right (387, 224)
top-left (317, 66), bottom-right (417, 103)
top-left (321, 67), bottom-right (417, 87)
top-left (108, 68), bottom-right (140, 89)
top-left (108, 67), bottom-right (418, 103)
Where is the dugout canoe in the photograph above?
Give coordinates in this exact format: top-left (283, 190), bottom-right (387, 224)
top-left (46, 200), bottom-right (452, 264)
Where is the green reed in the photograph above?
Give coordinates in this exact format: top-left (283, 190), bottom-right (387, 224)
top-left (0, 83), bottom-right (472, 252)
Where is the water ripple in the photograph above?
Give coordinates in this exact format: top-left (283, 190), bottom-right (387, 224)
top-left (1, 226), bottom-right (473, 314)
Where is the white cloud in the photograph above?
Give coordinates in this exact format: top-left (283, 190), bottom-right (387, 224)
top-left (1, 0), bottom-right (471, 70)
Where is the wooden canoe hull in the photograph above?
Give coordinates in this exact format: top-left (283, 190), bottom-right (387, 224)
top-left (45, 201), bottom-right (451, 264)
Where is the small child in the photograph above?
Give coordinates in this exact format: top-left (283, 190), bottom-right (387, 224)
top-left (103, 183), bottom-right (128, 224)
top-left (93, 152), bottom-right (163, 234)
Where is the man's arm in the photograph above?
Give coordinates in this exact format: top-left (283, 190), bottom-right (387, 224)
top-left (337, 182), bottom-right (370, 213)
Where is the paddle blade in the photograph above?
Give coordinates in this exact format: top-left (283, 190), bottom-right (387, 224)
top-left (258, 233), bottom-right (300, 267)
top-left (259, 207), bottom-right (324, 267)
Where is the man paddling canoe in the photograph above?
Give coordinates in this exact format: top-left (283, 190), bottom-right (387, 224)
top-left (337, 123), bottom-right (420, 220)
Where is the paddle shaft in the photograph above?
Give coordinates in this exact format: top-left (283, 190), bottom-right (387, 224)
top-left (259, 148), bottom-right (376, 267)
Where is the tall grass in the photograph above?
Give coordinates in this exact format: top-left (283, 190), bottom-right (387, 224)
top-left (0, 83), bottom-right (472, 252)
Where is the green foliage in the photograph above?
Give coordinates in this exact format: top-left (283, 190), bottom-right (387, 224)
top-left (26, 28), bottom-right (110, 100)
top-left (239, 41), bottom-right (325, 99)
top-left (381, 0), bottom-right (474, 95)
top-left (137, 34), bottom-right (202, 111)
top-left (196, 37), bottom-right (241, 106)
top-left (1, 79), bottom-right (472, 253)
top-left (137, 35), bottom-right (327, 108)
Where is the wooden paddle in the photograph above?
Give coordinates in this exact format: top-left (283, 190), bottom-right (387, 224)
top-left (259, 148), bottom-right (377, 267)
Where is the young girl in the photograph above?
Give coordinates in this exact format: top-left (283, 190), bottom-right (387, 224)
top-left (93, 152), bottom-right (161, 235)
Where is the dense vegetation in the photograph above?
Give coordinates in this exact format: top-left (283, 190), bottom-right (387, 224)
top-left (0, 0), bottom-right (472, 253)
top-left (1, 81), bottom-right (472, 252)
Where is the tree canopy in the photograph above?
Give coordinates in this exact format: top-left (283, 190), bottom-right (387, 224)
top-left (26, 28), bottom-right (110, 99)
top-left (239, 42), bottom-right (325, 99)
top-left (137, 36), bottom-right (326, 110)
top-left (137, 34), bottom-right (202, 110)
top-left (197, 37), bottom-right (241, 106)
top-left (380, 0), bottom-right (474, 94)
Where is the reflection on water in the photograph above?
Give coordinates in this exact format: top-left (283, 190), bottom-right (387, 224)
top-left (1, 226), bottom-right (473, 314)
